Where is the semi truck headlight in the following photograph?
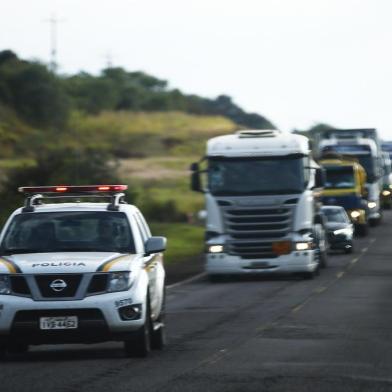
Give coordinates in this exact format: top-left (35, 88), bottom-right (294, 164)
top-left (0, 275), bottom-right (11, 295)
top-left (207, 245), bottom-right (224, 253)
top-left (333, 228), bottom-right (351, 236)
top-left (350, 210), bottom-right (361, 219)
top-left (295, 242), bottom-right (312, 251)
top-left (108, 272), bottom-right (131, 292)
top-left (382, 190), bottom-right (391, 196)
top-left (368, 201), bottom-right (377, 209)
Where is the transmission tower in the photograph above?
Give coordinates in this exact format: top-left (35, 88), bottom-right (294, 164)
top-left (45, 15), bottom-right (64, 73)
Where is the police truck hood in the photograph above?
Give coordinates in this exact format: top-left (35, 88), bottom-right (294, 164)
top-left (0, 252), bottom-right (139, 274)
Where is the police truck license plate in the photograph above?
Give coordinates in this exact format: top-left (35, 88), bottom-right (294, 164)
top-left (39, 316), bottom-right (78, 330)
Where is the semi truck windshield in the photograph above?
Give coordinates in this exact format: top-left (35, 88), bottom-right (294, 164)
top-left (208, 157), bottom-right (305, 196)
top-left (325, 167), bottom-right (355, 189)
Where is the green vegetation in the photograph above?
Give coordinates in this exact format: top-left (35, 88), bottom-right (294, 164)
top-left (150, 223), bottom-right (204, 265)
top-left (69, 110), bottom-right (237, 157)
top-left (0, 49), bottom-right (275, 265)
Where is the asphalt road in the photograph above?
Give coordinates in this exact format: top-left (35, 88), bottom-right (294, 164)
top-left (2, 213), bottom-right (392, 392)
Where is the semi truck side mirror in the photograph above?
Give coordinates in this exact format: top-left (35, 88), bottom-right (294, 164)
top-left (314, 168), bottom-right (326, 189)
top-left (190, 162), bottom-right (204, 193)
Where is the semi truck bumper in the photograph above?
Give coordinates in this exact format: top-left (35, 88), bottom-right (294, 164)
top-left (206, 251), bottom-right (318, 276)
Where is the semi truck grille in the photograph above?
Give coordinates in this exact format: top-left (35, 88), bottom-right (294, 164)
top-left (35, 274), bottom-right (82, 298)
top-left (223, 204), bottom-right (294, 259)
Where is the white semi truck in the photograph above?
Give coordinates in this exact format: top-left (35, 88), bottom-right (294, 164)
top-left (191, 130), bottom-right (327, 280)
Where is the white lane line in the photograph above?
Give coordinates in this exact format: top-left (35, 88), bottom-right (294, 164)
top-left (166, 272), bottom-right (207, 290)
top-left (336, 271), bottom-right (345, 279)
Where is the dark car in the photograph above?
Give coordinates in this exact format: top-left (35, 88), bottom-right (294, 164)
top-left (321, 206), bottom-right (354, 254)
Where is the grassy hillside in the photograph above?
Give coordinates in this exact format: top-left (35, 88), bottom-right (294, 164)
top-left (0, 110), bottom-right (237, 265)
top-left (69, 110), bottom-right (237, 157)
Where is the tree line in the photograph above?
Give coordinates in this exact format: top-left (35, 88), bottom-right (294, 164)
top-left (0, 49), bottom-right (274, 132)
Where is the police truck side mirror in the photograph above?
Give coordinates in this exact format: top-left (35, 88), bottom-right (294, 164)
top-left (145, 236), bottom-right (167, 255)
top-left (190, 162), bottom-right (204, 193)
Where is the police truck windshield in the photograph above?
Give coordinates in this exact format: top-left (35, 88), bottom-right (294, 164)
top-left (208, 156), bottom-right (306, 196)
top-left (1, 211), bottom-right (135, 254)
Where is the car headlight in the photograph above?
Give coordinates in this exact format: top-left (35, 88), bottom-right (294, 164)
top-left (0, 275), bottom-right (11, 295)
top-left (350, 210), bottom-right (361, 219)
top-left (382, 190), bottom-right (391, 196)
top-left (295, 242), bottom-right (312, 251)
top-left (333, 228), bottom-right (351, 236)
top-left (207, 244), bottom-right (224, 253)
top-left (368, 201), bottom-right (377, 209)
top-left (107, 272), bottom-right (131, 293)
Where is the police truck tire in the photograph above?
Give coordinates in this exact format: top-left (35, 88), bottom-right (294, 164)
top-left (319, 250), bottom-right (328, 268)
top-left (151, 294), bottom-right (166, 350)
top-left (7, 343), bottom-right (29, 354)
top-left (124, 299), bottom-right (152, 358)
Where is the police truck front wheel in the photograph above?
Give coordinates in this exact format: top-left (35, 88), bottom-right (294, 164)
top-left (124, 300), bottom-right (153, 358)
top-left (151, 292), bottom-right (166, 350)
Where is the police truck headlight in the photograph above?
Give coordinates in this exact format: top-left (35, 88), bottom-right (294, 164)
top-left (107, 272), bottom-right (131, 292)
top-left (382, 190), bottom-right (391, 196)
top-left (0, 275), bottom-right (11, 295)
top-left (368, 201), bottom-right (377, 209)
top-left (207, 245), bottom-right (224, 253)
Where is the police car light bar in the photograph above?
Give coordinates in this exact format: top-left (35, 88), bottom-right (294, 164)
top-left (18, 185), bottom-right (128, 194)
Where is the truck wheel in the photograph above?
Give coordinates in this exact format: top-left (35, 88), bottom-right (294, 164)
top-left (7, 343), bottom-right (29, 354)
top-left (369, 218), bottom-right (379, 227)
top-left (344, 244), bottom-right (354, 254)
top-left (208, 274), bottom-right (225, 283)
top-left (151, 294), bottom-right (166, 350)
top-left (319, 249), bottom-right (328, 268)
top-left (356, 224), bottom-right (368, 236)
top-left (124, 299), bottom-right (152, 358)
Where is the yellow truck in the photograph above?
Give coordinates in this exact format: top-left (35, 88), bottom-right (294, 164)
top-left (320, 157), bottom-right (369, 235)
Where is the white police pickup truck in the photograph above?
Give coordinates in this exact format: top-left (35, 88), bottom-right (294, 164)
top-left (0, 185), bottom-right (167, 358)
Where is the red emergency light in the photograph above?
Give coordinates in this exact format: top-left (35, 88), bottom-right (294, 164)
top-left (18, 185), bottom-right (128, 194)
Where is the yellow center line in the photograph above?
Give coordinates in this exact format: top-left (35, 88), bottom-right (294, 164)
top-left (314, 286), bottom-right (327, 294)
top-left (350, 257), bottom-right (360, 264)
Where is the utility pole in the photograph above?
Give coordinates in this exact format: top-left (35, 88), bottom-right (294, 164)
top-left (105, 51), bottom-right (114, 69)
top-left (44, 14), bottom-right (64, 73)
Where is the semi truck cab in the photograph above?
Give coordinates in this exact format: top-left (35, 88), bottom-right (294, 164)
top-left (319, 138), bottom-right (382, 226)
top-left (191, 130), bottom-right (326, 280)
top-left (319, 157), bottom-right (369, 235)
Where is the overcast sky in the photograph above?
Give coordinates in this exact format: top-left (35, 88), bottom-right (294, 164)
top-left (2, 0), bottom-right (392, 138)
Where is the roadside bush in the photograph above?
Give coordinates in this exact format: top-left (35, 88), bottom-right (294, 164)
top-left (140, 197), bottom-right (187, 222)
top-left (0, 146), bottom-right (129, 224)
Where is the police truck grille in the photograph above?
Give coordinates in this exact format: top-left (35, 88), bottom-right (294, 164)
top-left (87, 274), bottom-right (109, 294)
top-left (35, 274), bottom-right (82, 298)
top-left (223, 205), bottom-right (293, 259)
top-left (10, 276), bottom-right (31, 296)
